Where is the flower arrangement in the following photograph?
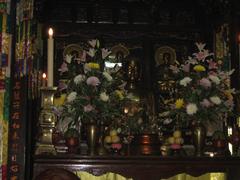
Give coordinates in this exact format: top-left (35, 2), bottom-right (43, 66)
top-left (55, 39), bottom-right (127, 129)
top-left (110, 97), bottom-right (160, 137)
top-left (124, 109), bottom-right (159, 135)
top-left (168, 43), bottom-right (235, 127)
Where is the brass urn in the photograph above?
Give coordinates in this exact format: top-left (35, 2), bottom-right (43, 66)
top-left (192, 121), bottom-right (206, 156)
top-left (86, 124), bottom-right (99, 156)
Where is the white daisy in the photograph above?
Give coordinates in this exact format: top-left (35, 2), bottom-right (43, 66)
top-left (186, 103), bottom-right (198, 115)
top-left (74, 74), bottom-right (86, 84)
top-left (180, 77), bottom-right (192, 87)
top-left (210, 96), bottom-right (221, 105)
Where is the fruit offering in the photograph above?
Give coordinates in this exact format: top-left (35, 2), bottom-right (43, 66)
top-left (167, 130), bottom-right (184, 147)
top-left (104, 129), bottom-right (122, 154)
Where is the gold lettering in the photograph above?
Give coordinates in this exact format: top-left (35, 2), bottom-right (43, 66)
top-left (10, 165), bottom-right (19, 173)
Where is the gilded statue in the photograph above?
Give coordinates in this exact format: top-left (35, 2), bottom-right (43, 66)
top-left (156, 52), bottom-right (175, 93)
top-left (155, 52), bottom-right (176, 115)
top-left (124, 56), bottom-right (142, 118)
top-left (125, 57), bottom-right (140, 90)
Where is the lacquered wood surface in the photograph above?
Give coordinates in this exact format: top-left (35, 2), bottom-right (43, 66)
top-left (33, 155), bottom-right (240, 180)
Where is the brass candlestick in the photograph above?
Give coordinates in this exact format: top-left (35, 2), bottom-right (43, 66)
top-left (35, 87), bottom-right (57, 155)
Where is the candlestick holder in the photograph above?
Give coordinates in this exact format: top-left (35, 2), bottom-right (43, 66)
top-left (35, 87), bottom-right (57, 155)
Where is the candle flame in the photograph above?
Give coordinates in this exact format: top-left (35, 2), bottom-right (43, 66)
top-left (42, 73), bottom-right (47, 79)
top-left (209, 152), bottom-right (214, 157)
top-left (48, 28), bottom-right (53, 36)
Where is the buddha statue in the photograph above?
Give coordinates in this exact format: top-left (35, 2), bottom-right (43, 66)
top-left (124, 56), bottom-right (142, 117)
top-left (156, 52), bottom-right (175, 93)
top-left (125, 57), bottom-right (140, 91)
top-left (155, 52), bottom-right (176, 114)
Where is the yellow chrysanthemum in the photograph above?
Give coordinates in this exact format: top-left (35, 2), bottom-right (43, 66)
top-left (193, 65), bottom-right (206, 72)
top-left (175, 99), bottom-right (184, 109)
top-left (54, 94), bottom-right (67, 106)
top-left (87, 62), bottom-right (100, 69)
top-left (115, 90), bottom-right (124, 100)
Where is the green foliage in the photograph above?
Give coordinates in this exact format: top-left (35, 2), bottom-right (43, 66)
top-left (64, 128), bottom-right (79, 138)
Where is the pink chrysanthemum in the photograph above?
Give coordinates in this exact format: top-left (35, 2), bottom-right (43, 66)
top-left (200, 99), bottom-right (212, 108)
top-left (182, 63), bottom-right (190, 73)
top-left (86, 76), bottom-right (100, 86)
top-left (199, 78), bottom-right (211, 89)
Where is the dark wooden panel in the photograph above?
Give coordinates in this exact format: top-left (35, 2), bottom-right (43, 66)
top-left (33, 155), bottom-right (240, 180)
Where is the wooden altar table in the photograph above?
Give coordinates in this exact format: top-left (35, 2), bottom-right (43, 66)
top-left (33, 155), bottom-right (240, 180)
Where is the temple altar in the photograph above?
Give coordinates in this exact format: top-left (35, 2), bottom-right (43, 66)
top-left (33, 155), bottom-right (240, 180)
top-left (4, 0), bottom-right (240, 180)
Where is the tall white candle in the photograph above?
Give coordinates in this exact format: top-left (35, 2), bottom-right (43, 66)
top-left (47, 28), bottom-right (54, 87)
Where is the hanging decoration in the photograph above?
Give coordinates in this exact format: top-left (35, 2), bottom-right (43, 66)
top-left (0, 0), bottom-right (11, 179)
top-left (7, 0), bottom-right (36, 180)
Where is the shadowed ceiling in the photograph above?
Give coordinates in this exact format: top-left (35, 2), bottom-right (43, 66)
top-left (35, 0), bottom-right (232, 27)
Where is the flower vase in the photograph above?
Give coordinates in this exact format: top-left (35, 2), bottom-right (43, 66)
top-left (97, 123), bottom-right (107, 155)
top-left (192, 121), bottom-right (206, 156)
top-left (86, 124), bottom-right (99, 156)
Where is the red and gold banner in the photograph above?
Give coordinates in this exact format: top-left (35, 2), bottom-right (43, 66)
top-left (0, 0), bottom-right (11, 178)
top-left (7, 0), bottom-right (36, 179)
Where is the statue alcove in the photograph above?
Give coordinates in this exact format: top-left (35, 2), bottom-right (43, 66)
top-left (34, 1), bottom-right (222, 151)
top-left (31, 9), bottom-right (212, 176)
top-left (26, 0), bottom-right (240, 179)
top-left (37, 0), bottom-right (215, 116)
